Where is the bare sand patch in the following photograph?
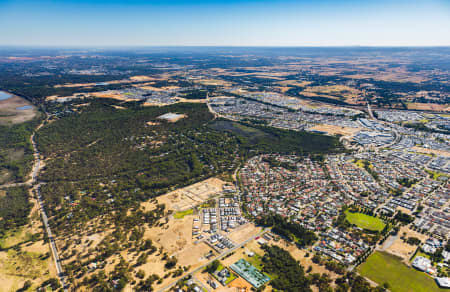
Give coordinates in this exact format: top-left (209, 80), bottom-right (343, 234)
top-left (146, 215), bottom-right (194, 255)
top-left (407, 103), bottom-right (450, 112)
top-left (277, 80), bottom-right (312, 87)
top-left (226, 277), bottom-right (253, 291)
top-left (383, 227), bottom-right (427, 262)
top-left (157, 178), bottom-right (227, 211)
top-left (227, 224), bottom-right (262, 244)
top-left (176, 97), bottom-right (207, 103)
top-left (194, 79), bottom-right (232, 86)
top-left (137, 85), bottom-right (180, 91)
top-left (310, 124), bottom-right (362, 137)
top-left (111, 105), bottom-right (126, 110)
top-left (412, 146), bottom-right (450, 157)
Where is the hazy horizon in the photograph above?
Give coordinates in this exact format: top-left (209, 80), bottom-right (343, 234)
top-left (1, 0), bottom-right (449, 47)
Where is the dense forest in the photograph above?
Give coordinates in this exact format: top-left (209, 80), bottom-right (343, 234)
top-left (0, 118), bottom-right (40, 183)
top-left (0, 186), bottom-right (32, 238)
top-left (261, 245), bottom-right (312, 292)
top-left (256, 214), bottom-right (317, 247)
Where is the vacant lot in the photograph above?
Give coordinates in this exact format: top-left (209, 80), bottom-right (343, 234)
top-left (310, 124), bottom-right (361, 137)
top-left (345, 211), bottom-right (385, 232)
top-left (413, 146), bottom-right (450, 158)
top-left (227, 223), bottom-right (262, 244)
top-left (157, 177), bottom-right (227, 211)
top-left (358, 251), bottom-right (445, 292)
top-left (407, 103), bottom-right (450, 112)
top-left (383, 227), bottom-right (427, 261)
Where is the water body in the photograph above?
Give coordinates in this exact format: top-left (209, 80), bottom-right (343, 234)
top-left (16, 105), bottom-right (33, 110)
top-left (0, 91), bottom-right (12, 100)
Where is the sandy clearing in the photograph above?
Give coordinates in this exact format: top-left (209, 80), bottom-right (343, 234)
top-left (111, 105), bottom-right (127, 110)
top-left (193, 79), bottom-right (232, 86)
top-left (310, 124), bottom-right (362, 137)
top-left (383, 226), bottom-right (427, 262)
top-left (157, 178), bottom-right (228, 211)
top-left (407, 103), bottom-right (450, 112)
top-left (276, 80), bottom-right (312, 87)
top-left (146, 215), bottom-right (195, 255)
top-left (412, 146), bottom-right (450, 157)
top-left (227, 224), bottom-right (262, 244)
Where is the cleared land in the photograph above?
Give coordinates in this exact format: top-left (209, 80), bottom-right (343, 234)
top-left (310, 124), bottom-right (361, 136)
top-left (382, 227), bottom-right (427, 261)
top-left (157, 178), bottom-right (228, 212)
top-left (412, 146), bottom-right (450, 158)
top-left (407, 103), bottom-right (450, 112)
top-left (358, 251), bottom-right (445, 292)
top-left (345, 211), bottom-right (385, 231)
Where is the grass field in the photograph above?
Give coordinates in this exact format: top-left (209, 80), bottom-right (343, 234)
top-left (173, 208), bottom-right (194, 219)
top-left (345, 211), bottom-right (385, 231)
top-left (358, 251), bottom-right (445, 292)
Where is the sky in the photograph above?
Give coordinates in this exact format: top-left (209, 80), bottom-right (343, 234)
top-left (0, 0), bottom-right (449, 47)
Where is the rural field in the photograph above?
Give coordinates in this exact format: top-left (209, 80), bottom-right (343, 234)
top-left (345, 211), bottom-right (385, 232)
top-left (358, 251), bottom-right (445, 292)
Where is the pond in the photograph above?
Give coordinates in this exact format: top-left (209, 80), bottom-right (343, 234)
top-left (16, 105), bottom-right (33, 110)
top-left (0, 91), bottom-right (12, 100)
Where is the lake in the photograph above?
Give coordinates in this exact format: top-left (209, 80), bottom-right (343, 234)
top-left (16, 105), bottom-right (33, 110)
top-left (0, 91), bottom-right (12, 101)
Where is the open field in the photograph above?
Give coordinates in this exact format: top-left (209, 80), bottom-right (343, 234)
top-left (301, 85), bottom-right (365, 105)
top-left (193, 79), bottom-right (232, 86)
top-left (407, 103), bottom-right (450, 112)
top-left (310, 124), bottom-right (361, 136)
top-left (382, 227), bottom-right (427, 261)
top-left (345, 211), bottom-right (385, 231)
top-left (157, 177), bottom-right (228, 212)
top-left (53, 75), bottom-right (158, 88)
top-left (173, 208), bottom-right (194, 219)
top-left (358, 251), bottom-right (445, 292)
top-left (276, 80), bottom-right (312, 87)
top-left (0, 95), bottom-right (37, 125)
top-left (46, 90), bottom-right (142, 102)
top-left (412, 146), bottom-right (450, 157)
top-left (227, 224), bottom-right (262, 244)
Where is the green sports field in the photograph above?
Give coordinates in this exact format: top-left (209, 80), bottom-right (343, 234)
top-left (173, 208), bottom-right (193, 219)
top-left (358, 251), bottom-right (445, 292)
top-left (345, 211), bottom-right (385, 231)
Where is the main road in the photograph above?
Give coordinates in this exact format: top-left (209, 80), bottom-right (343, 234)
top-left (29, 119), bottom-right (69, 291)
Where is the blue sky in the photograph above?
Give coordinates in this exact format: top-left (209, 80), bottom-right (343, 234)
top-left (0, 0), bottom-right (449, 46)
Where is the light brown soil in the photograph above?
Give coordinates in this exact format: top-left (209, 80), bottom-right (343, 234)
top-left (310, 124), bottom-right (362, 137)
top-left (157, 178), bottom-right (228, 211)
top-left (407, 103), bottom-right (450, 112)
top-left (227, 224), bottom-right (262, 244)
top-left (412, 146), bottom-right (450, 157)
top-left (0, 95), bottom-right (37, 125)
top-left (383, 227), bottom-right (427, 262)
